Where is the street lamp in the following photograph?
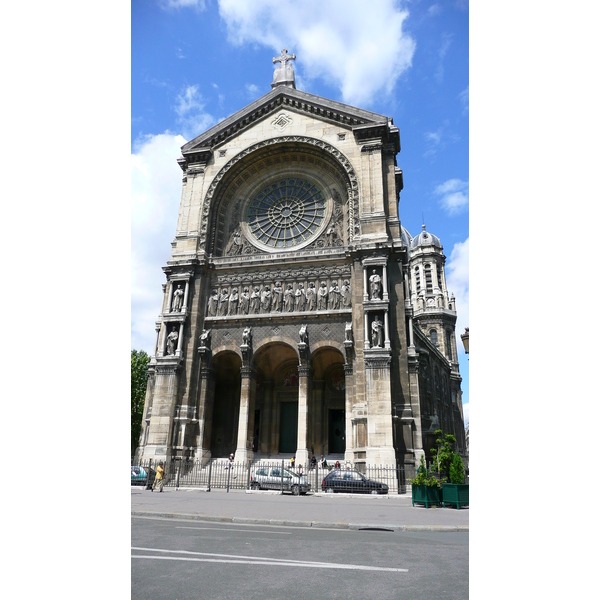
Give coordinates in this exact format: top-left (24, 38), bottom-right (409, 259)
top-left (460, 327), bottom-right (469, 356)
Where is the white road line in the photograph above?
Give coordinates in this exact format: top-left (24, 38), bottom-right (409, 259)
top-left (131, 547), bottom-right (407, 572)
top-left (175, 527), bottom-right (291, 534)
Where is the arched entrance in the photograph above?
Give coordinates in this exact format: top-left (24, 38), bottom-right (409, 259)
top-left (310, 347), bottom-right (346, 458)
top-left (252, 341), bottom-right (299, 458)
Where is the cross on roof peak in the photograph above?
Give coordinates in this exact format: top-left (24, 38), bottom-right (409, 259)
top-left (273, 49), bottom-right (296, 67)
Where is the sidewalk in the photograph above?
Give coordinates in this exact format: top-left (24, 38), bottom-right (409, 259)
top-left (131, 487), bottom-right (469, 532)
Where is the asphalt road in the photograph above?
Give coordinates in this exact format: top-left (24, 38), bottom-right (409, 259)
top-left (132, 515), bottom-right (468, 599)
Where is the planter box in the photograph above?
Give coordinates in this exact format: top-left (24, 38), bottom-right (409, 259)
top-left (411, 484), bottom-right (441, 508)
top-left (441, 483), bottom-right (469, 508)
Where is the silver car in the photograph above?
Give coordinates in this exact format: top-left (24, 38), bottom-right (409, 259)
top-left (250, 466), bottom-right (310, 495)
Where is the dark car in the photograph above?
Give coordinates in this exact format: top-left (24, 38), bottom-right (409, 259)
top-left (321, 469), bottom-right (389, 494)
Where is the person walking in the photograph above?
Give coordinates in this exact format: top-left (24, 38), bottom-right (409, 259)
top-left (152, 461), bottom-right (164, 492)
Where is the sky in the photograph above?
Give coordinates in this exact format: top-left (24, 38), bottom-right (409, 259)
top-left (131, 0), bottom-right (470, 422)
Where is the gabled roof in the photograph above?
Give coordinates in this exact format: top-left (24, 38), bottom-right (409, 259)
top-left (181, 86), bottom-right (399, 159)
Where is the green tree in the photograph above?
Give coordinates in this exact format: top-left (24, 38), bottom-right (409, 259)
top-left (431, 429), bottom-right (465, 484)
top-left (131, 349), bottom-right (151, 457)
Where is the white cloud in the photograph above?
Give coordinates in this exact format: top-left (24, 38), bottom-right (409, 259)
top-left (174, 85), bottom-right (217, 140)
top-left (217, 0), bottom-right (416, 106)
top-left (459, 86), bottom-right (469, 115)
top-left (462, 402), bottom-right (469, 425)
top-left (445, 237), bottom-right (469, 346)
top-left (131, 132), bottom-right (188, 353)
top-left (434, 178), bottom-right (469, 215)
top-left (158, 0), bottom-right (206, 10)
top-left (246, 83), bottom-right (260, 99)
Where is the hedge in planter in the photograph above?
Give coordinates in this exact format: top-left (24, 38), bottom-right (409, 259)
top-left (410, 456), bottom-right (441, 508)
top-left (441, 446), bottom-right (469, 508)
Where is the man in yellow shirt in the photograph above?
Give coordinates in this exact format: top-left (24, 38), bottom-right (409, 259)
top-left (152, 461), bottom-right (164, 492)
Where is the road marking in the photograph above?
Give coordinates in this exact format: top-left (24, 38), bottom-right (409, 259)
top-left (131, 547), bottom-right (407, 572)
top-left (175, 527), bottom-right (291, 534)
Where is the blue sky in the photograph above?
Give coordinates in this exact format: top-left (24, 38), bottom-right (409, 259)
top-left (131, 0), bottom-right (469, 421)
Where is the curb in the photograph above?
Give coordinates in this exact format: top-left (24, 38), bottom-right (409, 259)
top-left (131, 511), bottom-right (468, 532)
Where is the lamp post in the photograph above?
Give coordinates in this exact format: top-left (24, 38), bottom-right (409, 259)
top-left (460, 327), bottom-right (469, 357)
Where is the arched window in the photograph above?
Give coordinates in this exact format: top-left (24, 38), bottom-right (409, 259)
top-left (445, 330), bottom-right (452, 359)
top-left (429, 329), bottom-right (438, 346)
top-left (425, 264), bottom-right (433, 293)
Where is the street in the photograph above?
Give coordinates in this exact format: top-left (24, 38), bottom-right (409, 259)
top-left (132, 515), bottom-right (468, 599)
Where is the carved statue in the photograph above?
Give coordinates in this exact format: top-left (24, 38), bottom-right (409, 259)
top-left (218, 288), bottom-right (229, 316)
top-left (328, 281), bottom-right (340, 310)
top-left (345, 322), bottom-right (353, 342)
top-left (207, 289), bottom-right (219, 316)
top-left (228, 287), bottom-right (239, 315)
top-left (239, 287), bottom-right (250, 315)
top-left (371, 316), bottom-right (383, 348)
top-left (225, 226), bottom-right (244, 256)
top-left (172, 284), bottom-right (184, 312)
top-left (284, 284), bottom-right (295, 312)
top-left (317, 281), bottom-right (328, 311)
top-left (299, 323), bottom-right (308, 343)
top-left (272, 281), bottom-right (283, 312)
top-left (341, 280), bottom-right (351, 308)
top-left (250, 286), bottom-right (261, 314)
top-left (306, 282), bottom-right (316, 311)
top-left (261, 286), bottom-right (272, 313)
top-left (166, 328), bottom-right (178, 355)
top-left (242, 326), bottom-right (252, 345)
top-left (199, 328), bottom-right (211, 348)
top-left (295, 283), bottom-right (306, 311)
top-left (369, 269), bottom-right (382, 300)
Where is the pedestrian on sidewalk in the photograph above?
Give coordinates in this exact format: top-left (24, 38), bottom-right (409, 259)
top-left (152, 461), bottom-right (164, 492)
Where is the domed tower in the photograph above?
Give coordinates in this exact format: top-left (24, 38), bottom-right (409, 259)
top-left (408, 224), bottom-right (457, 364)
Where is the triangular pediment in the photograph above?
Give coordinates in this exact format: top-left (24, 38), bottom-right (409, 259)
top-left (181, 87), bottom-right (393, 157)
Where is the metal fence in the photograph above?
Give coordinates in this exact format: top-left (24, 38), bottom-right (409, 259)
top-left (132, 458), bottom-right (407, 494)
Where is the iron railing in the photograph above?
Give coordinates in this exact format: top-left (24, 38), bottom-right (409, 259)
top-left (132, 458), bottom-right (407, 494)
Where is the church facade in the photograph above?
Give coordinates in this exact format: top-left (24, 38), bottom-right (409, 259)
top-left (136, 51), bottom-right (465, 477)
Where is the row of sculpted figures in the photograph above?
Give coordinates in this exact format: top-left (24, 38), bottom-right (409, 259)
top-left (207, 279), bottom-right (352, 317)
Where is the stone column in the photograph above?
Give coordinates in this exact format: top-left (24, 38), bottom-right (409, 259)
top-left (383, 311), bottom-right (391, 349)
top-left (343, 363), bottom-right (354, 464)
top-left (159, 323), bottom-right (167, 356)
top-left (296, 366), bottom-right (312, 465)
top-left (195, 362), bottom-right (215, 462)
top-left (182, 280), bottom-right (190, 313)
top-left (235, 366), bottom-right (256, 464)
top-left (153, 322), bottom-right (161, 358)
top-left (364, 313), bottom-right (370, 349)
top-left (176, 322), bottom-right (184, 356)
top-left (382, 263), bottom-right (389, 301)
top-left (166, 282), bottom-right (174, 313)
top-left (362, 267), bottom-right (369, 302)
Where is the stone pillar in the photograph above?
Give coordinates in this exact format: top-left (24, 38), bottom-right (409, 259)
top-left (364, 312), bottom-right (370, 349)
top-left (166, 282), bottom-right (174, 313)
top-left (153, 322), bottom-right (161, 358)
top-left (182, 280), bottom-right (190, 313)
top-left (296, 366), bottom-right (312, 465)
top-left (144, 359), bottom-right (180, 462)
top-left (407, 351), bottom-right (424, 467)
top-left (383, 311), bottom-right (391, 349)
top-left (343, 363), bottom-right (354, 464)
top-left (235, 366), bottom-right (256, 464)
top-left (362, 267), bottom-right (369, 302)
top-left (382, 263), bottom-right (389, 301)
top-left (195, 363), bottom-right (215, 461)
top-left (159, 323), bottom-right (167, 357)
top-left (176, 322), bottom-right (184, 357)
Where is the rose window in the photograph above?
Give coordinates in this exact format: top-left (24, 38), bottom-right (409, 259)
top-left (245, 178), bottom-right (328, 249)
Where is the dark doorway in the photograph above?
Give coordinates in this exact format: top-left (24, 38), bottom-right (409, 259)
top-left (329, 409), bottom-right (345, 454)
top-left (253, 409), bottom-right (260, 453)
top-left (279, 401), bottom-right (298, 453)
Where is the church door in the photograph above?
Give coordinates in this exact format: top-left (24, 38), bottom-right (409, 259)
top-left (328, 409), bottom-right (345, 454)
top-left (279, 401), bottom-right (298, 453)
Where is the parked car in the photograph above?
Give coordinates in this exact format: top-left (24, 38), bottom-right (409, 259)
top-left (250, 466), bottom-right (310, 495)
top-left (321, 469), bottom-right (389, 494)
top-left (131, 466), bottom-right (147, 486)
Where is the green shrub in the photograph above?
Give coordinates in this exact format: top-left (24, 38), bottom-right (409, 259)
top-left (449, 452), bottom-right (465, 484)
top-left (410, 455), bottom-right (441, 488)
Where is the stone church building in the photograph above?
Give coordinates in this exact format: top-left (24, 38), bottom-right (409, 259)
top-left (136, 51), bottom-right (465, 477)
